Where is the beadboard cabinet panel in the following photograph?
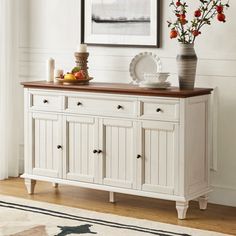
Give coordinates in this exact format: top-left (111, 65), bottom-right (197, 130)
top-left (99, 119), bottom-right (136, 189)
top-left (63, 116), bottom-right (98, 183)
top-left (137, 121), bottom-right (178, 195)
top-left (29, 112), bottom-right (62, 178)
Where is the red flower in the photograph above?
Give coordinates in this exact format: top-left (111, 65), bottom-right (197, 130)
top-left (217, 13), bottom-right (226, 22)
top-left (216, 5), bottom-right (224, 13)
top-left (194, 9), bottom-right (201, 18)
top-left (170, 29), bottom-right (178, 39)
top-left (192, 30), bottom-right (201, 37)
top-left (179, 15), bottom-right (187, 25)
top-left (176, 1), bottom-right (181, 7)
top-left (180, 18), bottom-right (187, 25)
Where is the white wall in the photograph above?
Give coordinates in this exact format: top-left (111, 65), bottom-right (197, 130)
top-left (18, 0), bottom-right (236, 207)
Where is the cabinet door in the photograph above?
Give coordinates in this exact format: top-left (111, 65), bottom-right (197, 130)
top-left (137, 121), bottom-right (179, 195)
top-left (63, 116), bottom-right (98, 183)
top-left (28, 113), bottom-right (62, 178)
top-left (98, 119), bottom-right (136, 189)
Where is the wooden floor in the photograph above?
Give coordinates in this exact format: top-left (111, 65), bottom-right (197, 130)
top-left (0, 178), bottom-right (235, 235)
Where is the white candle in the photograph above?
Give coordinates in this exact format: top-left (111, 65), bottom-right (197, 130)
top-left (77, 44), bottom-right (87, 53)
top-left (46, 58), bottom-right (55, 82)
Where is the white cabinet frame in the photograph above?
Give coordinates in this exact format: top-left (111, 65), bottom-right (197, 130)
top-left (22, 88), bottom-right (211, 219)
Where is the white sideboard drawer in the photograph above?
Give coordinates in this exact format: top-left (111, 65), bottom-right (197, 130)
top-left (29, 91), bottom-right (64, 112)
top-left (66, 96), bottom-right (137, 118)
top-left (140, 99), bottom-right (179, 121)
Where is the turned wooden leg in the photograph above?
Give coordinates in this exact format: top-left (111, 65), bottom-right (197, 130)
top-left (109, 192), bottom-right (116, 203)
top-left (52, 183), bottom-right (59, 188)
top-left (25, 179), bottom-right (36, 195)
top-left (198, 195), bottom-right (208, 210)
top-left (176, 201), bottom-right (189, 220)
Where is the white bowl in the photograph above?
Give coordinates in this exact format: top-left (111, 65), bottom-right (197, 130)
top-left (158, 74), bottom-right (170, 83)
top-left (143, 73), bottom-right (157, 80)
top-left (143, 73), bottom-right (170, 83)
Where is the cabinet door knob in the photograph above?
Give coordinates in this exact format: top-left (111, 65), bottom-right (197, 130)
top-left (117, 105), bottom-right (123, 110)
top-left (43, 99), bottom-right (48, 104)
top-left (98, 150), bottom-right (102, 154)
top-left (57, 145), bottom-right (62, 150)
top-left (156, 108), bottom-right (162, 113)
top-left (93, 150), bottom-right (98, 154)
top-left (77, 102), bottom-right (82, 106)
top-left (137, 154), bottom-right (142, 159)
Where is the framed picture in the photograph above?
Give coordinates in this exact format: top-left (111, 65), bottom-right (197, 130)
top-left (81, 0), bottom-right (160, 47)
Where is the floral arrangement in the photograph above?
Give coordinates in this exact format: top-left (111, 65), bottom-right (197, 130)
top-left (167, 0), bottom-right (230, 43)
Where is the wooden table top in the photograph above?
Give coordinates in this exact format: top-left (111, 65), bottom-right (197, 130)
top-left (21, 81), bottom-right (213, 98)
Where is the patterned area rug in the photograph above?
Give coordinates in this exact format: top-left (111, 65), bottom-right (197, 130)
top-left (0, 195), bottom-right (231, 236)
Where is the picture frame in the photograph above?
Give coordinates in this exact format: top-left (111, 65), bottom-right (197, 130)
top-left (81, 0), bottom-right (160, 47)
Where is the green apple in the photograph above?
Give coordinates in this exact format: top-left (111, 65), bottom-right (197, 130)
top-left (71, 67), bottom-right (81, 74)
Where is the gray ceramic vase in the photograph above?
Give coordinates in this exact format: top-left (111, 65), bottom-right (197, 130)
top-left (177, 43), bottom-right (198, 90)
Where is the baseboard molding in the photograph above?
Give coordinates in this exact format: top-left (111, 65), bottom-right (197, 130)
top-left (209, 185), bottom-right (236, 207)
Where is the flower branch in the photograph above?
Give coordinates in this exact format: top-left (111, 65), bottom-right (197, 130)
top-left (167, 0), bottom-right (230, 44)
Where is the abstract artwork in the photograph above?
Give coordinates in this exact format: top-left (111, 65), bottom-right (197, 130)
top-left (81, 0), bottom-right (160, 47)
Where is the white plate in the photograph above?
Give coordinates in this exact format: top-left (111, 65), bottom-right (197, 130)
top-left (129, 52), bottom-right (162, 83)
top-left (139, 81), bottom-right (171, 89)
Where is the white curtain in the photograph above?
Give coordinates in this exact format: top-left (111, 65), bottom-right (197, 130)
top-left (0, 0), bottom-right (19, 180)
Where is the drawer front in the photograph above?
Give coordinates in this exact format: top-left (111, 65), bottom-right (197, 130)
top-left (140, 99), bottom-right (179, 121)
top-left (66, 96), bottom-right (137, 118)
top-left (29, 91), bottom-right (63, 112)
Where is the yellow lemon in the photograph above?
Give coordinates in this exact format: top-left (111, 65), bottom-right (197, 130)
top-left (64, 73), bottom-right (76, 80)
